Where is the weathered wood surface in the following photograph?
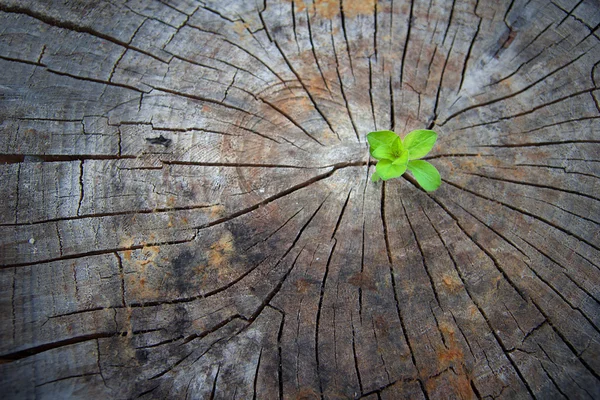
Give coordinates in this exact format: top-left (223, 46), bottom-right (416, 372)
top-left (1, 0), bottom-right (599, 398)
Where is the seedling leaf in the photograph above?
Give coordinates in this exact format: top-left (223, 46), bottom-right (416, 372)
top-left (407, 160), bottom-right (441, 192)
top-left (376, 157), bottom-right (408, 181)
top-left (404, 130), bottom-right (437, 160)
top-left (390, 136), bottom-right (407, 159)
top-left (392, 144), bottom-right (409, 166)
top-left (371, 170), bottom-right (381, 182)
top-left (372, 136), bottom-right (407, 161)
top-left (367, 130), bottom-right (399, 158)
top-left (367, 129), bottom-right (441, 189)
top-left (371, 144), bottom-right (395, 161)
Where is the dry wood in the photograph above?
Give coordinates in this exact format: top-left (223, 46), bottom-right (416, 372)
top-left (1, 0), bottom-right (599, 398)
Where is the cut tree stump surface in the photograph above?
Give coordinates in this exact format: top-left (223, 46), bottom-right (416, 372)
top-left (1, 0), bottom-right (599, 398)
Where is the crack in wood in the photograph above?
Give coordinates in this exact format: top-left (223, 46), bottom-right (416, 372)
top-left (443, 177), bottom-right (600, 253)
top-left (305, 5), bottom-right (334, 98)
top-left (458, 4), bottom-right (481, 94)
top-left (351, 313), bottom-right (364, 396)
top-left (1, 238), bottom-right (195, 269)
top-left (316, 239), bottom-right (337, 399)
top-left (416, 197), bottom-right (538, 397)
top-left (196, 162), bottom-right (364, 232)
top-left (0, 4), bottom-right (168, 63)
top-left (475, 139), bottom-right (600, 148)
top-left (252, 346), bottom-right (263, 400)
top-left (0, 333), bottom-right (116, 362)
top-left (442, 52), bottom-right (590, 125)
top-left (401, 198), bottom-right (442, 308)
top-left (269, 34), bottom-right (337, 140)
top-left (429, 30), bottom-right (457, 129)
top-left (529, 299), bottom-right (600, 381)
top-left (330, 22), bottom-right (359, 142)
top-left (3, 1), bottom-right (600, 397)
top-left (0, 203), bottom-right (218, 228)
top-left (399, 0), bottom-right (415, 87)
top-left (0, 154), bottom-right (135, 164)
top-left (35, 372), bottom-right (101, 388)
top-left (368, 56), bottom-right (378, 131)
top-left (380, 182), bottom-right (421, 386)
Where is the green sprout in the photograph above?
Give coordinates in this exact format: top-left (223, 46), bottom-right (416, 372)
top-left (367, 129), bottom-right (441, 192)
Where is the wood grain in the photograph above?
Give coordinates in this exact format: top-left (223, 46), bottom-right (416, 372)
top-left (1, 0), bottom-right (599, 398)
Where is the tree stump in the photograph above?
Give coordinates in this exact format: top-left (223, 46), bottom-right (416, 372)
top-left (1, 0), bottom-right (599, 398)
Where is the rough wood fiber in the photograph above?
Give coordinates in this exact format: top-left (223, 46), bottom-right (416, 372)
top-left (1, 0), bottom-right (599, 398)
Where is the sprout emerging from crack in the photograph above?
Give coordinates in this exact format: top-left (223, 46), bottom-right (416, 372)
top-left (367, 129), bottom-right (441, 192)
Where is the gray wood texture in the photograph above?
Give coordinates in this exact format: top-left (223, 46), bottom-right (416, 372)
top-left (1, 0), bottom-right (599, 398)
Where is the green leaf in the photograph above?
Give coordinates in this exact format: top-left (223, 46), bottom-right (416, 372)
top-left (390, 136), bottom-right (407, 158)
top-left (392, 141), bottom-right (409, 166)
top-left (371, 170), bottom-right (381, 182)
top-left (407, 160), bottom-right (441, 192)
top-left (367, 130), bottom-right (399, 158)
top-left (376, 158), bottom-right (408, 181)
top-left (372, 136), bottom-right (406, 160)
top-left (404, 129), bottom-right (437, 160)
top-left (371, 144), bottom-right (395, 161)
